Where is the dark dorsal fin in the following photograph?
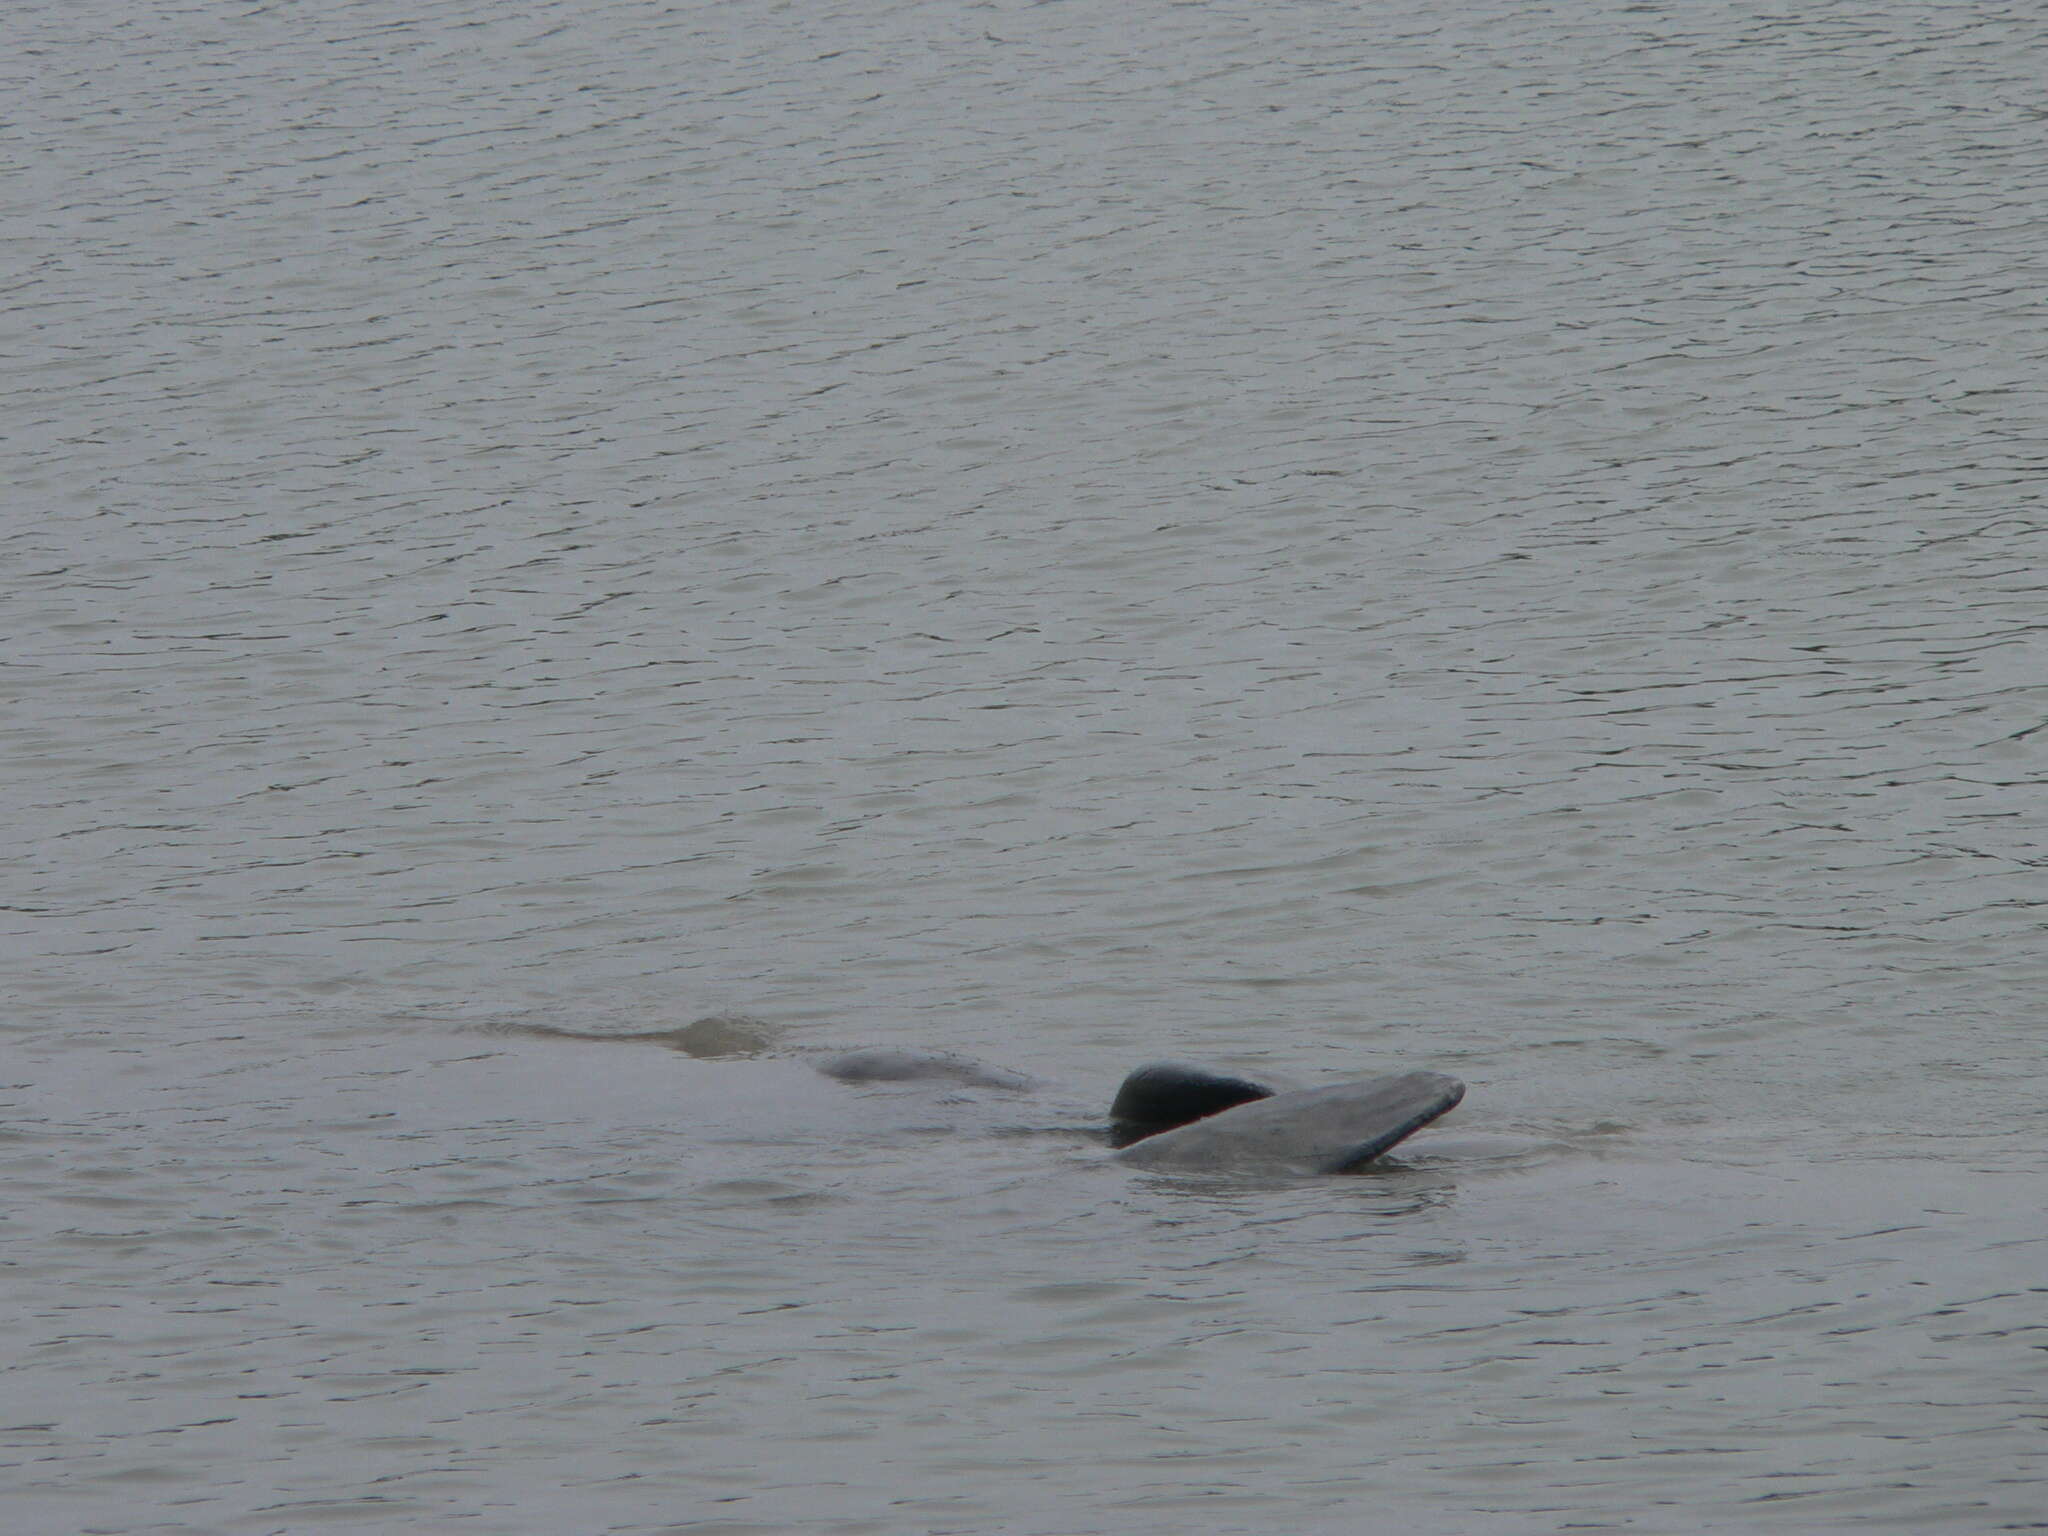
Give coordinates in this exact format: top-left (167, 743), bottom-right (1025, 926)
top-left (1109, 1061), bottom-right (1278, 1147)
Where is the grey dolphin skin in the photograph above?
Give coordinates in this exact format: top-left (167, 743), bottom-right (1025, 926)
top-left (1113, 1069), bottom-right (1466, 1174)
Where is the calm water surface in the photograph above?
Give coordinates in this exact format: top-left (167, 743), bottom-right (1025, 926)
top-left (5, 1), bottom-right (2045, 1531)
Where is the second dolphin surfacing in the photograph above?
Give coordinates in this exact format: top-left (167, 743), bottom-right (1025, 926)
top-left (1113, 1069), bottom-right (1466, 1175)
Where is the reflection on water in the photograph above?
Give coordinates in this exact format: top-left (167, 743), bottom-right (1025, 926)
top-left (7, 0), bottom-right (2046, 1529)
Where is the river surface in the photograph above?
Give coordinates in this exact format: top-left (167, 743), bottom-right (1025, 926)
top-left (5, 1), bottom-right (2046, 1531)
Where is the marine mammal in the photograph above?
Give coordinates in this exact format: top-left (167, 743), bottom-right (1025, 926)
top-left (1113, 1069), bottom-right (1466, 1174)
top-left (815, 1051), bottom-right (1465, 1174)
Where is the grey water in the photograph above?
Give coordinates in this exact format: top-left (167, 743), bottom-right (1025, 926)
top-left (5, 0), bottom-right (2046, 1530)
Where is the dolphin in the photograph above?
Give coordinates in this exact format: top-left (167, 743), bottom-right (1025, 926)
top-left (815, 1049), bottom-right (1465, 1174)
top-left (1112, 1066), bottom-right (1466, 1174)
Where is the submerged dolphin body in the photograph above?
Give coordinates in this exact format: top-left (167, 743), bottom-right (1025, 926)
top-left (1113, 1069), bottom-right (1466, 1174)
top-left (814, 1047), bottom-right (1036, 1092)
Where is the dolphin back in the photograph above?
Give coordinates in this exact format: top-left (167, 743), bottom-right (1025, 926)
top-left (1113, 1071), bottom-right (1465, 1175)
